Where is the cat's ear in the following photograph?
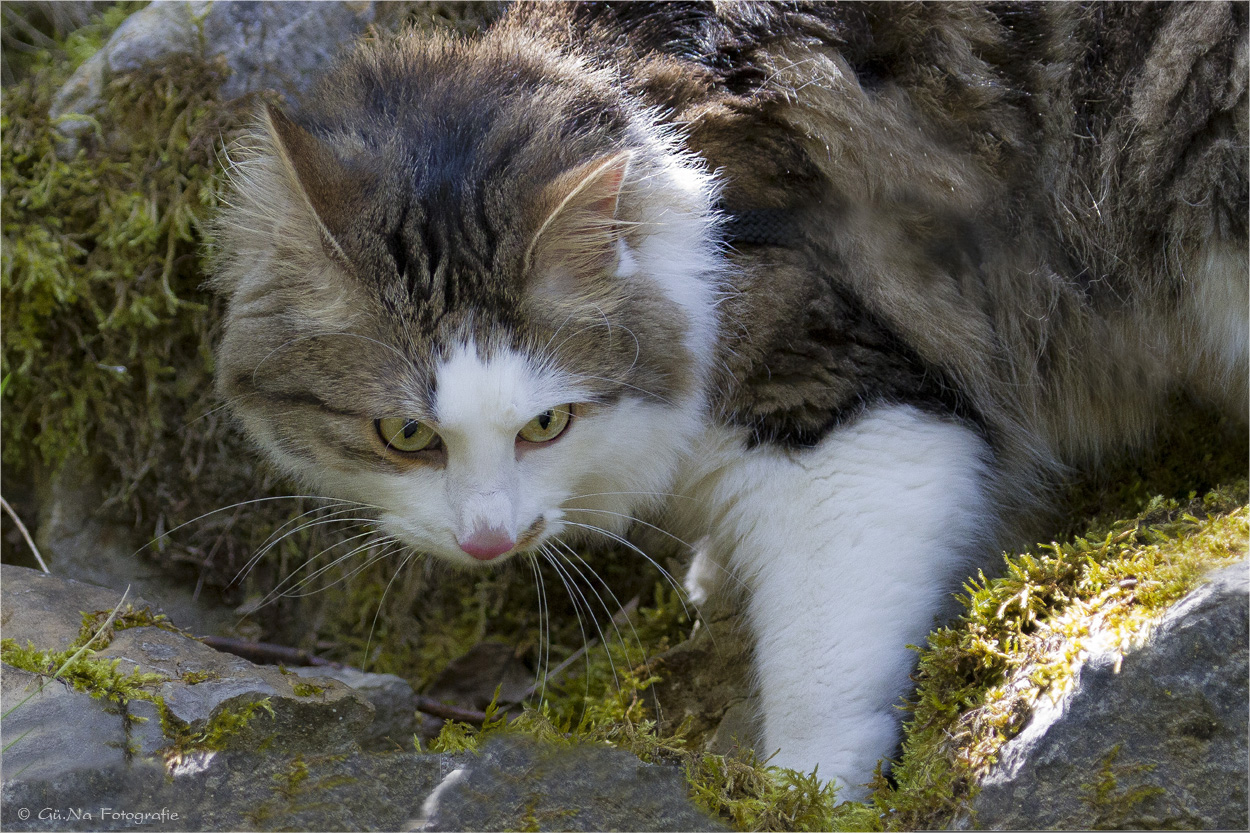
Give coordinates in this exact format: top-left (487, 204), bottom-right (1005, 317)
top-left (526, 151), bottom-right (632, 289)
top-left (264, 104), bottom-right (359, 265)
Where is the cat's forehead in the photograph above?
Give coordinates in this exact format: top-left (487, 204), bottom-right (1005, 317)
top-left (431, 341), bottom-right (582, 427)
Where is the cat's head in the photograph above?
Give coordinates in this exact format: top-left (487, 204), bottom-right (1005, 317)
top-left (210, 30), bottom-right (724, 568)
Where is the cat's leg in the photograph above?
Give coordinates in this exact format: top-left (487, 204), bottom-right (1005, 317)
top-left (697, 404), bottom-right (994, 800)
top-left (1184, 239), bottom-right (1249, 420)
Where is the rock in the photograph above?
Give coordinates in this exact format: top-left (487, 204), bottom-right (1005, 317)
top-left (1, 565), bottom-right (725, 831)
top-left (0, 665), bottom-right (148, 784)
top-left (2, 747), bottom-right (453, 832)
top-left (1, 564), bottom-right (375, 779)
top-left (419, 734), bottom-right (726, 832)
top-left (30, 458), bottom-right (235, 636)
top-left (51, 1), bottom-right (380, 122)
top-left (968, 561), bottom-right (1249, 830)
top-left (1, 559), bottom-right (150, 652)
top-left (99, 626), bottom-right (376, 756)
top-left (289, 665), bottom-right (421, 748)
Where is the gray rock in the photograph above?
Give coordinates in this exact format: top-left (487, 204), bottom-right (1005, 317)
top-left (969, 561), bottom-right (1249, 830)
top-left (1, 565), bottom-right (374, 778)
top-left (50, 1), bottom-right (380, 151)
top-left (289, 665), bottom-right (421, 747)
top-left (419, 734), bottom-right (726, 832)
top-left (1, 665), bottom-right (145, 783)
top-left (99, 626), bottom-right (376, 756)
top-left (2, 560), bottom-right (150, 652)
top-left (30, 459), bottom-right (235, 635)
top-left (1, 748), bottom-right (454, 832)
top-left (1, 566), bottom-right (724, 831)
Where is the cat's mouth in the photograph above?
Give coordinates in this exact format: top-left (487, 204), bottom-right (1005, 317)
top-left (515, 517), bottom-right (547, 552)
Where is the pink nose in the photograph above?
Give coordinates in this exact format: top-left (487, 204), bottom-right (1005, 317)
top-left (457, 527), bottom-right (515, 561)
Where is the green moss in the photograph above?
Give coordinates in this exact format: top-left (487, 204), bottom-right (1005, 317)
top-left (3, 47), bottom-right (233, 473)
top-left (158, 696), bottom-right (275, 757)
top-left (0, 4), bottom-right (310, 606)
top-left (1, 2), bottom-right (144, 84)
top-left (685, 751), bottom-right (840, 832)
top-left (241, 752), bottom-right (356, 828)
top-left (292, 681), bottom-right (328, 698)
top-left (76, 604), bottom-right (186, 648)
top-left (271, 755), bottom-right (311, 801)
top-left (1, 637), bottom-right (168, 706)
top-left (422, 618), bottom-right (840, 833)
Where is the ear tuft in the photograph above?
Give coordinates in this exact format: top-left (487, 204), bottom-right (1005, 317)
top-left (526, 151), bottom-right (633, 283)
top-left (264, 104), bottom-right (358, 264)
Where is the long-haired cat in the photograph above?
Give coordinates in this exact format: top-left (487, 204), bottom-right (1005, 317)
top-left (210, 1), bottom-right (1248, 799)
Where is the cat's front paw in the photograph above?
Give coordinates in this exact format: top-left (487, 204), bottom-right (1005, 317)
top-left (683, 537), bottom-right (723, 608)
top-left (764, 709), bottom-right (898, 803)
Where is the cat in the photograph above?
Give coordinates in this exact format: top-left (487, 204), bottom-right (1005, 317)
top-left (210, 1), bottom-right (1248, 799)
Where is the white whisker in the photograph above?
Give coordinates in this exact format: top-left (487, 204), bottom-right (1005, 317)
top-left (554, 540), bottom-right (644, 667)
top-left (560, 520), bottom-right (694, 622)
top-left (362, 546), bottom-right (421, 671)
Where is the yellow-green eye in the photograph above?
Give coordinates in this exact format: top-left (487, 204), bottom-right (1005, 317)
top-left (517, 405), bottom-right (573, 444)
top-left (376, 417), bottom-right (439, 453)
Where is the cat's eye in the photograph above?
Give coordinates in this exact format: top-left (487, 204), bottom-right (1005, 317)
top-left (517, 406), bottom-right (573, 444)
top-left (376, 417), bottom-right (439, 453)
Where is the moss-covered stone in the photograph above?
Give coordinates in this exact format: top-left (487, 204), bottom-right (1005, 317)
top-left (158, 695), bottom-right (276, 757)
top-left (1, 637), bottom-right (168, 709)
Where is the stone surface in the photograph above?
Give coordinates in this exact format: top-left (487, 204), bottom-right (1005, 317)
top-left (419, 734), bottom-right (726, 832)
top-left (968, 561), bottom-right (1249, 830)
top-left (1, 565), bottom-right (725, 831)
top-left (289, 665), bottom-right (421, 748)
top-left (30, 459), bottom-right (235, 635)
top-left (2, 749), bottom-right (452, 832)
top-left (0, 565), bottom-right (375, 776)
top-left (51, 1), bottom-right (380, 122)
top-left (1, 560), bottom-right (150, 652)
top-left (1, 665), bottom-right (146, 784)
top-left (652, 592), bottom-right (761, 759)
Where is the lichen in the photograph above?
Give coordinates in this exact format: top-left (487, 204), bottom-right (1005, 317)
top-left (1079, 744), bottom-right (1166, 828)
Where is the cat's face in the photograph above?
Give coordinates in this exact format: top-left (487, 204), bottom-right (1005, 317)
top-left (211, 32), bottom-right (723, 567)
top-left (326, 341), bottom-right (708, 567)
